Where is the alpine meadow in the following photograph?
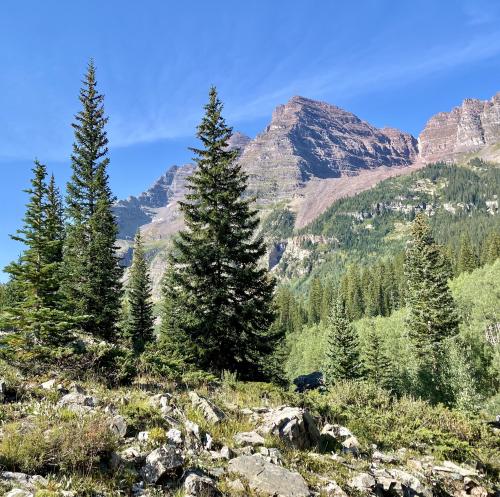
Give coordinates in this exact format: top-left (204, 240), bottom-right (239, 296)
top-left (0, 2), bottom-right (499, 496)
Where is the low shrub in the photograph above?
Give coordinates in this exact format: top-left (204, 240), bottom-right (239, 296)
top-left (0, 409), bottom-right (117, 474)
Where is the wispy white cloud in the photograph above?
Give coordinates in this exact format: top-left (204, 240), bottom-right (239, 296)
top-left (226, 33), bottom-right (500, 126)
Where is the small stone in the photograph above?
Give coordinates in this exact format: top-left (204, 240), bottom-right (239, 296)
top-left (220, 445), bottom-right (234, 459)
top-left (184, 472), bottom-right (218, 497)
top-left (349, 473), bottom-right (376, 492)
top-left (40, 379), bottom-right (57, 390)
top-left (109, 415), bottom-right (127, 438)
top-left (234, 431), bottom-right (265, 447)
top-left (167, 428), bottom-right (183, 445)
top-left (140, 445), bottom-right (183, 484)
top-left (138, 431), bottom-right (150, 442)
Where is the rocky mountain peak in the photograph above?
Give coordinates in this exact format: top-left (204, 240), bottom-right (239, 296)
top-left (419, 91), bottom-right (500, 163)
top-left (240, 95), bottom-right (418, 201)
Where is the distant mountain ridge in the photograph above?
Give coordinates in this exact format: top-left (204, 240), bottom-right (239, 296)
top-left (113, 91), bottom-right (500, 295)
top-left (114, 95), bottom-right (419, 241)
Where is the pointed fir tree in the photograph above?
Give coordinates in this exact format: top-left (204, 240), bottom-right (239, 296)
top-left (62, 61), bottom-right (122, 341)
top-left (404, 213), bottom-right (459, 404)
top-left (457, 233), bottom-right (478, 274)
top-left (363, 321), bottom-right (393, 389)
top-left (482, 231), bottom-right (500, 265)
top-left (160, 87), bottom-right (276, 378)
top-left (125, 230), bottom-right (155, 354)
top-left (2, 162), bottom-right (72, 350)
top-left (325, 295), bottom-right (362, 383)
top-left (308, 276), bottom-right (323, 324)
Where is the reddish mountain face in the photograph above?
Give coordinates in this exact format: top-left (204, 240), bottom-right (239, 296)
top-left (419, 92), bottom-right (500, 164)
top-left (239, 96), bottom-right (418, 202)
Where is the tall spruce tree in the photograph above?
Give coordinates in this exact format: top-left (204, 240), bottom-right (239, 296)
top-left (404, 213), bottom-right (459, 404)
top-left (3, 162), bottom-right (71, 347)
top-left (457, 233), bottom-right (478, 274)
top-left (364, 322), bottom-right (393, 389)
top-left (62, 61), bottom-right (122, 341)
top-left (325, 295), bottom-right (362, 383)
top-left (125, 230), bottom-right (155, 354)
top-left (308, 276), bottom-right (323, 324)
top-left (161, 87), bottom-right (276, 378)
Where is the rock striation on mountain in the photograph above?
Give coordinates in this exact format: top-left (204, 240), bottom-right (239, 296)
top-left (419, 92), bottom-right (500, 163)
top-left (239, 96), bottom-right (418, 202)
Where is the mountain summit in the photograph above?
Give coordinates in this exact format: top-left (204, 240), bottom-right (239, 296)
top-left (240, 96), bottom-right (418, 201)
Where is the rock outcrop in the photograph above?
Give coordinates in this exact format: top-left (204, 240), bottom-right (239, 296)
top-left (419, 92), bottom-right (500, 163)
top-left (228, 454), bottom-right (310, 497)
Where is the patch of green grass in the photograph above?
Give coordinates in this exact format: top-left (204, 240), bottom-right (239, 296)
top-left (0, 407), bottom-right (117, 475)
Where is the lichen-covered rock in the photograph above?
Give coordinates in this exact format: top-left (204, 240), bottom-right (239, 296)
top-left (58, 392), bottom-right (98, 409)
top-left (140, 445), bottom-right (183, 484)
top-left (228, 454), bottom-right (310, 497)
top-left (258, 406), bottom-right (320, 450)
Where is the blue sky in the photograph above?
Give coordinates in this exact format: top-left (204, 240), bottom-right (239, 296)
top-left (1, 0), bottom-right (500, 280)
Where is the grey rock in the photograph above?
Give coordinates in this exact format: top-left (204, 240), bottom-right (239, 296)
top-left (5, 490), bottom-right (33, 497)
top-left (166, 428), bottom-right (183, 445)
top-left (188, 391), bottom-right (226, 424)
top-left (258, 406), bottom-right (320, 450)
top-left (40, 379), bottom-right (57, 390)
top-left (258, 446), bottom-right (283, 465)
top-left (58, 392), bottom-right (97, 408)
top-left (183, 472), bottom-right (219, 497)
top-left (109, 415), bottom-right (127, 438)
top-left (137, 431), bottom-right (150, 442)
top-left (349, 473), bottom-right (376, 492)
top-left (432, 460), bottom-right (477, 479)
top-left (341, 435), bottom-right (360, 455)
top-left (234, 431), bottom-right (265, 447)
top-left (322, 480), bottom-right (348, 497)
top-left (140, 445), bottom-right (183, 484)
top-left (228, 454), bottom-right (310, 497)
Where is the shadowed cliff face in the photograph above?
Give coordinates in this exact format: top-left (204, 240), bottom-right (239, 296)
top-left (419, 92), bottom-right (500, 164)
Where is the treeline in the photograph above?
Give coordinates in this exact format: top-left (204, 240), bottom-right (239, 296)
top-left (0, 63), bottom-right (277, 384)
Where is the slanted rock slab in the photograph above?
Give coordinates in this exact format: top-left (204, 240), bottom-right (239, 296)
top-left (234, 431), bottom-right (265, 447)
top-left (140, 445), bottom-right (183, 484)
top-left (228, 454), bottom-right (310, 497)
top-left (184, 471), bottom-right (219, 497)
top-left (188, 391), bottom-right (225, 424)
top-left (258, 406), bottom-right (320, 450)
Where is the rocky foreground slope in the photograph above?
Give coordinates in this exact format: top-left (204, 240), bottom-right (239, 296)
top-left (0, 375), bottom-right (498, 496)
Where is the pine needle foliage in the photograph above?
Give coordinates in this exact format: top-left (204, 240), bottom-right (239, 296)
top-left (62, 61), bottom-right (122, 341)
top-left (161, 87), bottom-right (276, 379)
